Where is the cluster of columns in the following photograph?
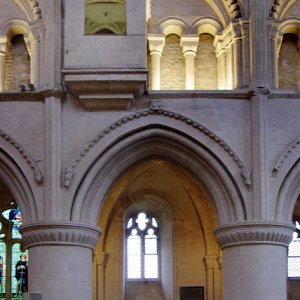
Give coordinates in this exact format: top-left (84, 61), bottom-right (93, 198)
top-left (147, 20), bottom-right (284, 91)
top-left (148, 34), bottom-right (200, 91)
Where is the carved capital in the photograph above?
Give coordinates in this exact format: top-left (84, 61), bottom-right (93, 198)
top-left (204, 255), bottom-right (218, 270)
top-left (148, 34), bottom-right (165, 56)
top-left (180, 35), bottom-right (199, 56)
top-left (215, 221), bottom-right (294, 249)
top-left (20, 222), bottom-right (101, 250)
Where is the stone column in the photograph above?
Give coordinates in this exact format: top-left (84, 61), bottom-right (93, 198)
top-left (231, 20), bottom-right (242, 89)
top-left (215, 37), bottom-right (227, 90)
top-left (94, 251), bottom-right (109, 300)
top-left (20, 222), bottom-right (101, 300)
top-left (148, 35), bottom-right (165, 90)
top-left (267, 21), bottom-right (280, 89)
top-left (204, 255), bottom-right (221, 300)
top-left (215, 222), bottom-right (294, 300)
top-left (0, 36), bottom-right (7, 92)
top-left (250, 0), bottom-right (269, 87)
top-left (241, 20), bottom-right (251, 88)
top-left (180, 36), bottom-right (199, 90)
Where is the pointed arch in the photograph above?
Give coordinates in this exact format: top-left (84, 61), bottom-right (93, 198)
top-left (276, 159), bottom-right (300, 223)
top-left (70, 126), bottom-right (247, 226)
top-left (0, 149), bottom-right (37, 223)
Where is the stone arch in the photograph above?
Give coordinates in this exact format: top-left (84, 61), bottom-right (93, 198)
top-left (0, 149), bottom-right (37, 223)
top-left (276, 159), bottom-right (300, 223)
top-left (158, 17), bottom-right (189, 36)
top-left (70, 126), bottom-right (246, 227)
top-left (191, 17), bottom-right (223, 36)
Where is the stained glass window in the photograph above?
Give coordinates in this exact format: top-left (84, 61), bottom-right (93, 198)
top-left (126, 212), bottom-right (159, 280)
top-left (0, 202), bottom-right (28, 299)
top-left (288, 221), bottom-right (300, 278)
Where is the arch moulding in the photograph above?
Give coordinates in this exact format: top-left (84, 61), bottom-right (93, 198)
top-left (0, 149), bottom-right (38, 223)
top-left (64, 105), bottom-right (251, 189)
top-left (69, 125), bottom-right (247, 227)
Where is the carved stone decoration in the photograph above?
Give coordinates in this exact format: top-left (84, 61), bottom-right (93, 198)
top-left (14, 0), bottom-right (42, 21)
top-left (0, 128), bottom-right (43, 183)
top-left (270, 0), bottom-right (295, 19)
top-left (215, 221), bottom-right (294, 249)
top-left (223, 0), bottom-right (242, 19)
top-left (20, 222), bottom-right (101, 249)
top-left (272, 136), bottom-right (300, 176)
top-left (64, 102), bottom-right (251, 187)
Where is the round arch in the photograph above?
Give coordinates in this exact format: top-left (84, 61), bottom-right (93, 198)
top-left (0, 149), bottom-right (37, 223)
top-left (70, 127), bottom-right (246, 226)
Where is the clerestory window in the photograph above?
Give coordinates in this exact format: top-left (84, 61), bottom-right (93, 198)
top-left (125, 212), bottom-right (159, 280)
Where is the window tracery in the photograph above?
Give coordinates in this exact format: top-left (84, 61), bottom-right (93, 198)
top-left (126, 212), bottom-right (159, 280)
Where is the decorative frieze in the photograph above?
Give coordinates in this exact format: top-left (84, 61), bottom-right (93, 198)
top-left (20, 221), bottom-right (101, 249)
top-left (215, 221), bottom-right (294, 249)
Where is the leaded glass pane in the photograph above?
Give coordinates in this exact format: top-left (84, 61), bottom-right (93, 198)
top-left (152, 218), bottom-right (157, 227)
top-left (127, 234), bottom-right (141, 279)
top-left (136, 213), bottom-right (148, 231)
top-left (145, 230), bottom-right (157, 255)
top-left (144, 254), bottom-right (158, 279)
top-left (288, 222), bottom-right (300, 277)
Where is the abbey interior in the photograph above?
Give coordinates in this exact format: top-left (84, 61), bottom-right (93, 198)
top-left (0, 0), bottom-right (300, 299)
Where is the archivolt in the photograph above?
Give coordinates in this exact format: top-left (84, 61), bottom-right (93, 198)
top-left (64, 107), bottom-right (251, 188)
top-left (276, 159), bottom-right (300, 222)
top-left (70, 127), bottom-right (247, 226)
top-left (0, 149), bottom-right (37, 223)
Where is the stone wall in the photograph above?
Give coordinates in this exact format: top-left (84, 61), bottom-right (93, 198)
top-left (195, 33), bottom-right (218, 90)
top-left (161, 34), bottom-right (185, 90)
top-left (4, 35), bottom-right (30, 91)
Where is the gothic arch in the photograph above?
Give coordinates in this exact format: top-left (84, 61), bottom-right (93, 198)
top-left (276, 159), bottom-right (300, 223)
top-left (0, 149), bottom-right (38, 223)
top-left (70, 126), bottom-right (247, 227)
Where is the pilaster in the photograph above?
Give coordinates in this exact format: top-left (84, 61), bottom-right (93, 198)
top-left (94, 251), bottom-right (110, 300)
top-left (249, 0), bottom-right (269, 87)
top-left (180, 36), bottom-right (199, 90)
top-left (148, 35), bottom-right (165, 90)
top-left (250, 87), bottom-right (270, 219)
top-left (204, 256), bottom-right (221, 300)
top-left (44, 95), bottom-right (62, 220)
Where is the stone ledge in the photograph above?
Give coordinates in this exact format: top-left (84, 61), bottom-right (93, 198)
top-left (62, 69), bottom-right (148, 110)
